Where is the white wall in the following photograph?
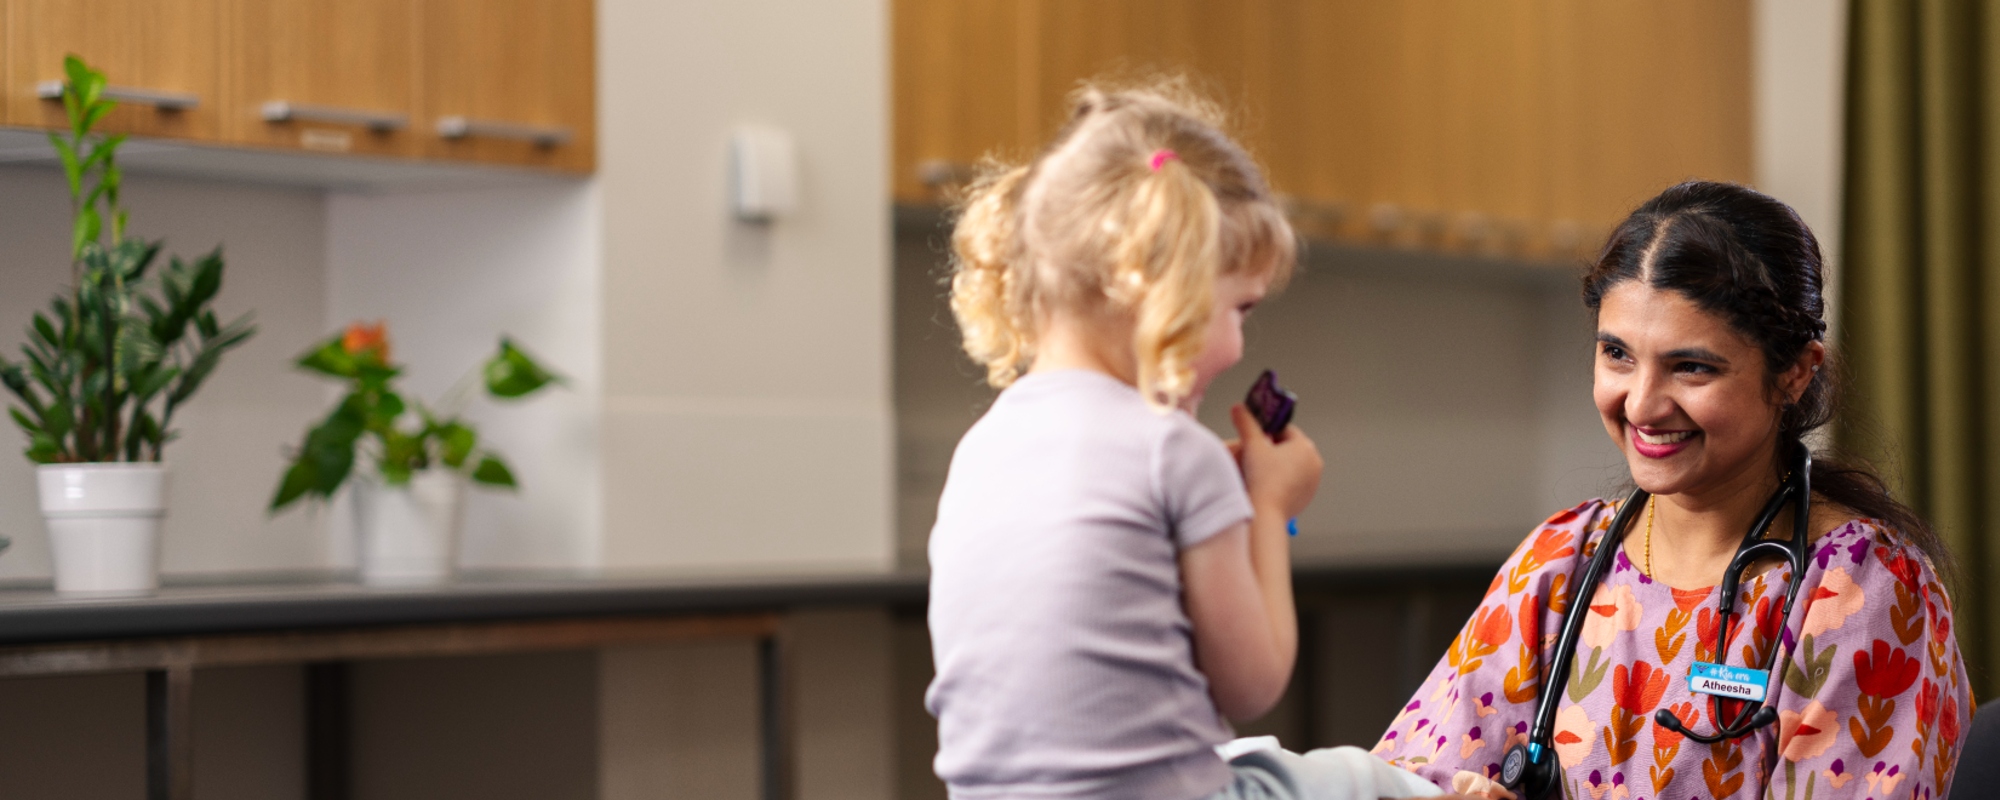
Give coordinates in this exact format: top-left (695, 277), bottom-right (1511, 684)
top-left (0, 167), bottom-right (332, 582)
top-left (595, 0), bottom-right (894, 574)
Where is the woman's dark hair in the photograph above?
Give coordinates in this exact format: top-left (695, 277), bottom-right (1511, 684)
top-left (1582, 180), bottom-right (1955, 582)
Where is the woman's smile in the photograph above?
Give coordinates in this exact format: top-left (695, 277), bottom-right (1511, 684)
top-left (1631, 425), bottom-right (1698, 458)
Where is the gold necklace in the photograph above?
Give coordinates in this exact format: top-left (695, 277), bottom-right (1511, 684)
top-left (1643, 471), bottom-right (1793, 581)
top-left (1644, 496), bottom-right (1656, 578)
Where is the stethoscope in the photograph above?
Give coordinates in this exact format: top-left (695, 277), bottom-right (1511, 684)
top-left (1500, 443), bottom-right (1812, 799)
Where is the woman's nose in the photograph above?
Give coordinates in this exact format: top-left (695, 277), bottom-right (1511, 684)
top-left (1625, 366), bottom-right (1677, 425)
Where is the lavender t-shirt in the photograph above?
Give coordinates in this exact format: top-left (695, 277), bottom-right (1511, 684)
top-left (926, 370), bottom-right (1254, 800)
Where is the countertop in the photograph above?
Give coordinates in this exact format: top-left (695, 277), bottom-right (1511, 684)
top-left (0, 560), bottom-right (1499, 647)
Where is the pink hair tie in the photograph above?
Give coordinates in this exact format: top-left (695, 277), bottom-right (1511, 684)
top-left (1149, 149), bottom-right (1179, 171)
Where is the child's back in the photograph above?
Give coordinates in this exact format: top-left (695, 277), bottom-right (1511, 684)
top-left (923, 81), bottom-right (1443, 800)
top-left (928, 369), bottom-right (1250, 800)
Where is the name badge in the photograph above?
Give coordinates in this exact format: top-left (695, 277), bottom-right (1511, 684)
top-left (1688, 662), bottom-right (1770, 702)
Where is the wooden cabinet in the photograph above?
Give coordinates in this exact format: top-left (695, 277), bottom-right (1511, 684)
top-left (418, 0), bottom-right (596, 172)
top-left (2, 0), bottom-right (594, 173)
top-left (220, 0), bottom-right (421, 159)
top-left (893, 0), bottom-right (1752, 260)
top-left (6, 0), bottom-right (222, 141)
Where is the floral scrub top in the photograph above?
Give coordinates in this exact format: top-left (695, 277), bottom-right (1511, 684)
top-left (1373, 499), bottom-right (1972, 800)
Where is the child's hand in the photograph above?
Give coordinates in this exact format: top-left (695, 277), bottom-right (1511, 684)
top-left (1228, 404), bottom-right (1322, 520)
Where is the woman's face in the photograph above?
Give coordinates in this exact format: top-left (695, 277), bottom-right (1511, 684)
top-left (1592, 281), bottom-right (1811, 498)
top-left (1185, 269), bottom-right (1271, 411)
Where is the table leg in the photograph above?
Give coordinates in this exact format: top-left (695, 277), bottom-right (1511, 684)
top-left (306, 661), bottom-right (351, 800)
top-left (146, 665), bottom-right (194, 800)
top-left (759, 634), bottom-right (791, 800)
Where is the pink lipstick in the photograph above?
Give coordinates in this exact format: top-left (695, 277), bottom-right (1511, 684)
top-left (1631, 426), bottom-right (1697, 459)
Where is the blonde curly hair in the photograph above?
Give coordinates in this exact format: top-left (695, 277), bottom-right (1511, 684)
top-left (948, 80), bottom-right (1296, 409)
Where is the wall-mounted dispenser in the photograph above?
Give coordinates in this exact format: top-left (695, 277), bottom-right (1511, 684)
top-left (730, 125), bottom-right (798, 222)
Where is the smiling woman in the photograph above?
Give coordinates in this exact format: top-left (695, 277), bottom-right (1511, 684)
top-left (1370, 181), bottom-right (1972, 800)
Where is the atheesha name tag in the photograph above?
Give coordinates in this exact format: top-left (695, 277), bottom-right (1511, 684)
top-left (1688, 662), bottom-right (1770, 702)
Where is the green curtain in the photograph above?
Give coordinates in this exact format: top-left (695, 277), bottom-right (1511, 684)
top-left (1842, 0), bottom-right (2000, 698)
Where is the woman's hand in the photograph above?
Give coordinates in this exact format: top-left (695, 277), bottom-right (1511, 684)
top-left (1229, 404), bottom-right (1322, 520)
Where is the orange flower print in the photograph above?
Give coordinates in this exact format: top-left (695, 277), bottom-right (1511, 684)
top-left (1941, 695), bottom-right (1962, 750)
top-left (1854, 639), bottom-right (1921, 698)
top-left (1509, 527), bottom-right (1577, 594)
top-left (1552, 704), bottom-right (1595, 768)
top-left (1651, 701), bottom-right (1697, 748)
top-left (1582, 583), bottom-right (1643, 649)
top-left (1800, 567), bottom-right (1866, 639)
top-left (1612, 660), bottom-right (1669, 716)
top-left (342, 320), bottom-right (391, 363)
top-left (1822, 758), bottom-right (1853, 789)
top-left (1777, 700), bottom-right (1838, 761)
top-left (1451, 604), bottom-right (1512, 676)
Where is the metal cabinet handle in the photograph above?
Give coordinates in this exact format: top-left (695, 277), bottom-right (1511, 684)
top-left (36, 81), bottom-right (199, 111)
top-left (262, 101), bottom-right (407, 131)
top-left (435, 116), bottom-right (571, 147)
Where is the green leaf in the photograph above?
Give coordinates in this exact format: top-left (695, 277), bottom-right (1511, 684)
top-left (185, 249), bottom-right (223, 308)
top-left (369, 391), bottom-right (407, 430)
top-left (26, 433), bottom-right (60, 464)
top-left (437, 422), bottom-right (477, 468)
top-left (296, 336), bottom-right (358, 378)
top-left (471, 455), bottom-right (517, 488)
top-left (10, 408), bottom-right (42, 436)
top-left (47, 133), bottom-right (80, 197)
top-left (270, 459), bottom-right (319, 512)
top-left (484, 338), bottom-right (562, 398)
top-left (72, 206), bottom-right (98, 258)
top-left (378, 460), bottom-right (414, 487)
top-left (43, 403), bottom-right (73, 440)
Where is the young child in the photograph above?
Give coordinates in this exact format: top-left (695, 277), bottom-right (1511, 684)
top-left (925, 83), bottom-right (1444, 800)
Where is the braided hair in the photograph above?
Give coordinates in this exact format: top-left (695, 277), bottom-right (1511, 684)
top-left (1582, 180), bottom-right (1953, 580)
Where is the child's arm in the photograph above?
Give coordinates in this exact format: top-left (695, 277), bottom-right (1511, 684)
top-left (1180, 404), bottom-right (1322, 722)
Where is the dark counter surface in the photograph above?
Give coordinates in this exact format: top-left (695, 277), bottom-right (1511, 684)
top-left (0, 559), bottom-right (1500, 647)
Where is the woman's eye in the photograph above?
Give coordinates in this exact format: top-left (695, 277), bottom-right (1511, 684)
top-left (1600, 344), bottom-right (1627, 361)
top-left (1675, 361), bottom-right (1717, 375)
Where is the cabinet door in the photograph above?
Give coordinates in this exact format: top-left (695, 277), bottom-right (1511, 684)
top-left (418, 0), bottom-right (595, 172)
top-left (6, 0), bottom-right (221, 140)
top-left (893, 0), bottom-right (1030, 203)
top-left (221, 0), bottom-right (419, 158)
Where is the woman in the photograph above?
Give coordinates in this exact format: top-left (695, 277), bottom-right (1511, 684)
top-left (1371, 181), bottom-right (1971, 799)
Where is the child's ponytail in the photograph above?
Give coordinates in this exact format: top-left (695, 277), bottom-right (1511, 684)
top-left (949, 164), bottom-right (1035, 388)
top-left (1119, 151), bottom-right (1223, 407)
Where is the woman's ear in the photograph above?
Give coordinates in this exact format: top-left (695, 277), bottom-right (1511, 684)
top-left (1782, 341), bottom-right (1826, 404)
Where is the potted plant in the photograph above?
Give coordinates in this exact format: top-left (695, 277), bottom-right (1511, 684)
top-left (0, 57), bottom-right (256, 594)
top-left (271, 322), bottom-right (559, 585)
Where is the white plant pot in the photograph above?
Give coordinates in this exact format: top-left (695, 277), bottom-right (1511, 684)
top-left (353, 470), bottom-right (465, 587)
top-left (37, 463), bottom-right (168, 595)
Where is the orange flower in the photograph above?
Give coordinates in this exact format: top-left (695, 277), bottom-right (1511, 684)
top-left (1472, 603), bottom-right (1513, 648)
top-left (1652, 701), bottom-right (1697, 748)
top-left (1854, 639), bottom-right (1920, 698)
top-left (342, 321), bottom-right (391, 363)
top-left (1612, 660), bottom-right (1669, 716)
